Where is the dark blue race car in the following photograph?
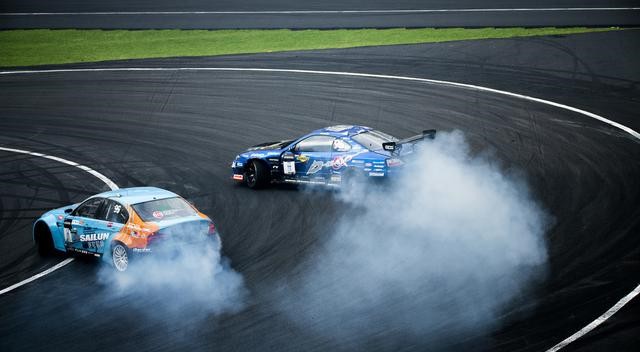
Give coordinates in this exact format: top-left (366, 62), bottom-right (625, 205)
top-left (231, 125), bottom-right (436, 189)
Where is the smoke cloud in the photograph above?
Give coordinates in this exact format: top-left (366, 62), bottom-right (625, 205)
top-left (98, 231), bottom-right (247, 321)
top-left (277, 131), bottom-right (549, 346)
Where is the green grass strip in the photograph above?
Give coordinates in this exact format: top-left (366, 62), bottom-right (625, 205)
top-left (0, 27), bottom-right (617, 67)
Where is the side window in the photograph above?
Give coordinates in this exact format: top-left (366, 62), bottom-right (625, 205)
top-left (100, 199), bottom-right (130, 224)
top-left (74, 198), bottom-right (104, 219)
top-left (332, 139), bottom-right (352, 152)
top-left (294, 135), bottom-right (335, 152)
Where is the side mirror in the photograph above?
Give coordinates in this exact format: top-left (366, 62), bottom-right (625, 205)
top-left (64, 208), bottom-right (73, 214)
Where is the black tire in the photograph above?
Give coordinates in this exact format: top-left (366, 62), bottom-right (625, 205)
top-left (246, 159), bottom-right (270, 189)
top-left (34, 222), bottom-right (54, 256)
top-left (111, 242), bottom-right (130, 272)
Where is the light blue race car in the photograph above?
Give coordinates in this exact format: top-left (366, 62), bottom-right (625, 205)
top-left (231, 125), bottom-right (436, 189)
top-left (33, 187), bottom-right (220, 271)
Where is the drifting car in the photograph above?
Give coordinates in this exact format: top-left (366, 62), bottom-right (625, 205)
top-left (33, 187), bottom-right (220, 271)
top-left (231, 125), bottom-right (436, 188)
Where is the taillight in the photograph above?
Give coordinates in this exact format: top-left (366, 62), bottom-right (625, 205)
top-left (145, 232), bottom-right (160, 246)
top-left (386, 158), bottom-right (404, 167)
top-left (132, 229), bottom-right (154, 239)
top-left (208, 222), bottom-right (216, 235)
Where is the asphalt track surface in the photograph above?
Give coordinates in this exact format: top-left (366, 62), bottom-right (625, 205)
top-left (1, 0), bottom-right (639, 28)
top-left (1, 30), bottom-right (639, 351)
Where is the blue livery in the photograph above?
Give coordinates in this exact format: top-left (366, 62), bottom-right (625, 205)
top-left (33, 187), bottom-right (219, 271)
top-left (231, 125), bottom-right (435, 188)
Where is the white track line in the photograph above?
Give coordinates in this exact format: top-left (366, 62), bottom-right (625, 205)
top-left (0, 8), bottom-right (639, 16)
top-left (1, 67), bottom-right (638, 140)
top-left (0, 258), bottom-right (75, 295)
top-left (0, 68), bottom-right (637, 348)
top-left (546, 283), bottom-right (640, 351)
top-left (0, 146), bottom-right (119, 190)
top-left (0, 147), bottom-right (119, 295)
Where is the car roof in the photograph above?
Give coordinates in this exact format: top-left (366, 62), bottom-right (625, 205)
top-left (311, 125), bottom-right (372, 137)
top-left (92, 187), bottom-right (178, 205)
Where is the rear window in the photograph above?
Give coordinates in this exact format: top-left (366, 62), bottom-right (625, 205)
top-left (132, 197), bottom-right (197, 222)
top-left (352, 130), bottom-right (398, 151)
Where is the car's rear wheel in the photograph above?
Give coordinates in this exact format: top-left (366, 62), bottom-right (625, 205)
top-left (111, 242), bottom-right (130, 272)
top-left (341, 167), bottom-right (364, 190)
top-left (246, 160), bottom-right (269, 189)
top-left (34, 222), bottom-right (54, 256)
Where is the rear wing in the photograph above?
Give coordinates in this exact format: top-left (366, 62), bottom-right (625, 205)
top-left (382, 129), bottom-right (436, 153)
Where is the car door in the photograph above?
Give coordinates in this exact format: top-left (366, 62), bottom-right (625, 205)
top-left (63, 197), bottom-right (105, 254)
top-left (90, 199), bottom-right (129, 255)
top-left (289, 135), bottom-right (335, 179)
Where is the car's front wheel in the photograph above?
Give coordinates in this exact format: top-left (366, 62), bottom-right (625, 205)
top-left (111, 242), bottom-right (130, 272)
top-left (246, 160), bottom-right (269, 189)
top-left (34, 222), bottom-right (54, 256)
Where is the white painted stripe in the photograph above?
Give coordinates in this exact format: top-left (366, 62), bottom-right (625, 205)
top-left (0, 258), bottom-right (75, 295)
top-left (0, 8), bottom-right (639, 16)
top-left (546, 283), bottom-right (640, 351)
top-left (1, 67), bottom-right (638, 140)
top-left (0, 146), bottom-right (119, 190)
top-left (0, 68), bottom-right (637, 349)
top-left (0, 147), bottom-right (119, 295)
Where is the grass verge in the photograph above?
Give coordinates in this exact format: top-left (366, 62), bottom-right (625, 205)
top-left (0, 27), bottom-right (618, 67)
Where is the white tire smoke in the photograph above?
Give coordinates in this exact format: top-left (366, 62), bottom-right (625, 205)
top-left (98, 234), bottom-right (247, 319)
top-left (278, 131), bottom-right (549, 344)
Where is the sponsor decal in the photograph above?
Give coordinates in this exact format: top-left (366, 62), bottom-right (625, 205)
top-left (132, 248), bottom-right (152, 253)
top-left (80, 233), bottom-right (109, 242)
top-left (85, 241), bottom-right (105, 249)
top-left (151, 208), bottom-right (180, 219)
top-left (331, 156), bottom-right (348, 170)
top-left (306, 160), bottom-right (325, 175)
top-left (365, 162), bottom-right (372, 167)
top-left (71, 219), bottom-right (83, 226)
top-left (369, 172), bottom-right (385, 177)
top-left (236, 162), bottom-right (243, 167)
top-left (57, 215), bottom-right (64, 220)
top-left (233, 174), bottom-right (244, 181)
top-left (296, 154), bottom-right (309, 163)
top-left (250, 153), bottom-right (266, 158)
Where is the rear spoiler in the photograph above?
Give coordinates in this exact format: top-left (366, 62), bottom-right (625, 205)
top-left (382, 129), bottom-right (436, 153)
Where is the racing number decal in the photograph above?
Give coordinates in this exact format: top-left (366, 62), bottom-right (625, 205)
top-left (64, 227), bottom-right (72, 243)
top-left (283, 161), bottom-right (296, 175)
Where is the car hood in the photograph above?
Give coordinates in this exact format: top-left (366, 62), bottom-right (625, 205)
top-left (41, 203), bottom-right (80, 218)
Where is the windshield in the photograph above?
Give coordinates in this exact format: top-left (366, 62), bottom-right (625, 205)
top-left (132, 197), bottom-right (197, 222)
top-left (352, 130), bottom-right (398, 151)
